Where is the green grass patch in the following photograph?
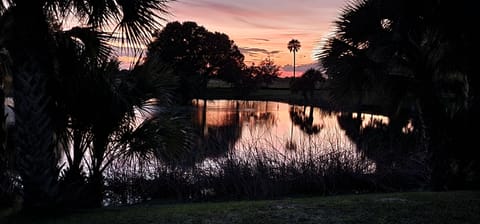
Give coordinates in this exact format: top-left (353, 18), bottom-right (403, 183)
top-left (2, 191), bottom-right (479, 224)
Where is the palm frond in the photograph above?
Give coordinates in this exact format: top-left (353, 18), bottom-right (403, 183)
top-left (119, 111), bottom-right (192, 164)
top-left (54, 0), bottom-right (172, 48)
top-left (129, 56), bottom-right (178, 106)
top-left (56, 0), bottom-right (118, 29)
top-left (113, 0), bottom-right (172, 47)
top-left (287, 39), bottom-right (301, 52)
top-left (63, 26), bottom-right (113, 63)
top-left (49, 0), bottom-right (89, 25)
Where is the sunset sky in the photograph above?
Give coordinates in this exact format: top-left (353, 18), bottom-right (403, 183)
top-left (165, 0), bottom-right (347, 76)
top-left (117, 0), bottom-right (347, 76)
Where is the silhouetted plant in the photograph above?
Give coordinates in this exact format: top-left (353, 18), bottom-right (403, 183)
top-left (54, 50), bottom-right (190, 208)
top-left (318, 0), bottom-right (480, 189)
top-left (290, 68), bottom-right (325, 103)
top-left (0, 0), bottom-right (175, 210)
top-left (103, 134), bottom-right (429, 204)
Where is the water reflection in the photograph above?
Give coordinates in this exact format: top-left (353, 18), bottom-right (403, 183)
top-left (336, 111), bottom-right (421, 172)
top-left (186, 100), bottom-right (429, 174)
top-left (190, 100), bottom-right (357, 158)
top-left (103, 101), bottom-right (425, 204)
top-left (189, 100), bottom-right (242, 161)
top-left (289, 105), bottom-right (324, 135)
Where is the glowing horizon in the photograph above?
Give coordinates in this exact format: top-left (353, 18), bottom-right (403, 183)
top-left (165, 0), bottom-right (346, 77)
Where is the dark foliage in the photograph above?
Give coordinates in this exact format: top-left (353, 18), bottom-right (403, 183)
top-left (290, 68), bottom-right (325, 103)
top-left (319, 0), bottom-right (480, 190)
top-left (251, 57), bottom-right (281, 88)
top-left (146, 21), bottom-right (246, 103)
top-left (104, 145), bottom-right (427, 204)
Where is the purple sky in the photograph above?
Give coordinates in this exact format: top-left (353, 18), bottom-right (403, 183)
top-left (118, 0), bottom-right (348, 76)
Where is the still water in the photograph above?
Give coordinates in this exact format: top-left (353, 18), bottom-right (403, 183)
top-left (190, 99), bottom-right (388, 161)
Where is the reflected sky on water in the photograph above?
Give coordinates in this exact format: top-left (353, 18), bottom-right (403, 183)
top-left (191, 100), bottom-right (389, 159)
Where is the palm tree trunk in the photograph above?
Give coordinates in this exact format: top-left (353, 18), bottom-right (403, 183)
top-left (419, 95), bottom-right (450, 190)
top-left (72, 128), bottom-right (84, 173)
top-left (7, 3), bottom-right (60, 211)
top-left (1, 77), bottom-right (6, 157)
top-left (14, 61), bottom-right (58, 211)
top-left (293, 51), bottom-right (296, 80)
top-left (63, 127), bottom-right (86, 183)
top-left (89, 132), bottom-right (108, 207)
top-left (0, 78), bottom-right (8, 200)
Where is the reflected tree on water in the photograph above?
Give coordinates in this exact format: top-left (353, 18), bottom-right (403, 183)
top-left (338, 114), bottom-right (417, 162)
top-left (185, 100), bottom-right (242, 164)
top-left (186, 100), bottom-right (279, 164)
top-left (289, 106), bottom-right (323, 136)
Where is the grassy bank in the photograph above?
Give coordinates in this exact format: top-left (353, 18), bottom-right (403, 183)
top-left (204, 87), bottom-right (332, 108)
top-left (205, 77), bottom-right (330, 106)
top-left (204, 78), bottom-right (389, 114)
top-left (2, 191), bottom-right (479, 224)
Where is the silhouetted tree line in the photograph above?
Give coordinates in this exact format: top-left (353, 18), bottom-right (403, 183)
top-left (146, 21), bottom-right (281, 103)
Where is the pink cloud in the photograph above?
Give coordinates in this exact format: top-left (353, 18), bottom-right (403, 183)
top-left (166, 0), bottom-right (347, 67)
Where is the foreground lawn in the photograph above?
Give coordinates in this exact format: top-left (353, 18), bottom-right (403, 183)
top-left (2, 191), bottom-right (479, 224)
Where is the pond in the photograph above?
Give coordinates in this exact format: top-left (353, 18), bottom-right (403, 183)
top-left (104, 99), bottom-right (396, 205)
top-left (189, 99), bottom-right (388, 165)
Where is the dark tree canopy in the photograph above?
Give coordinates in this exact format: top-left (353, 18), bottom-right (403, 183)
top-left (146, 21), bottom-right (245, 102)
top-left (318, 0), bottom-right (480, 189)
top-left (291, 68), bottom-right (325, 102)
top-left (251, 57), bottom-right (281, 88)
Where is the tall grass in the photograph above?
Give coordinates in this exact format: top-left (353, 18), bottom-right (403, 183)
top-left (103, 133), bottom-right (428, 205)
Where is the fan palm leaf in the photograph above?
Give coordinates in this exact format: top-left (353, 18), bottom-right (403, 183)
top-left (50, 0), bottom-right (173, 47)
top-left (1, 0), bottom-right (174, 209)
top-left (318, 0), bottom-right (479, 190)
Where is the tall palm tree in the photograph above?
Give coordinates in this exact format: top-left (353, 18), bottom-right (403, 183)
top-left (0, 0), bottom-right (173, 210)
top-left (287, 39), bottom-right (301, 80)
